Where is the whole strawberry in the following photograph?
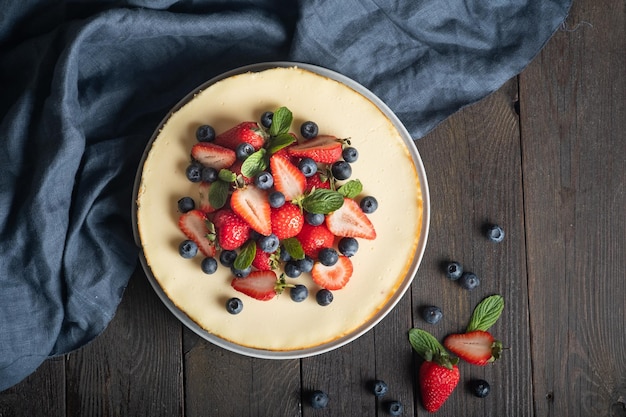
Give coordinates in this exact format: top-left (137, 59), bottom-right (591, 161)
top-left (213, 121), bottom-right (267, 151)
top-left (409, 328), bottom-right (460, 413)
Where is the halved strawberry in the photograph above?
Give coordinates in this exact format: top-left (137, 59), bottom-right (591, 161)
top-left (287, 135), bottom-right (343, 164)
top-left (214, 209), bottom-right (250, 250)
top-left (230, 185), bottom-right (272, 236)
top-left (270, 153), bottom-right (306, 201)
top-left (311, 256), bottom-right (353, 290)
top-left (231, 270), bottom-right (288, 301)
top-left (198, 182), bottom-right (217, 213)
top-left (271, 203), bottom-right (304, 239)
top-left (178, 209), bottom-right (216, 257)
top-left (296, 223), bottom-right (335, 258)
top-left (443, 330), bottom-right (503, 366)
top-left (213, 121), bottom-right (267, 150)
top-left (191, 142), bottom-right (236, 170)
top-left (325, 198), bottom-right (376, 240)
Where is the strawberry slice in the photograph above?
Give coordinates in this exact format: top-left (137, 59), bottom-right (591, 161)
top-left (178, 209), bottom-right (216, 257)
top-left (325, 198), bottom-right (376, 240)
top-left (311, 256), bottom-right (353, 290)
top-left (287, 135), bottom-right (343, 164)
top-left (443, 330), bottom-right (503, 366)
top-left (271, 203), bottom-right (304, 239)
top-left (191, 142), bottom-right (236, 170)
top-left (213, 121), bottom-right (267, 150)
top-left (270, 153), bottom-right (306, 201)
top-left (296, 223), bottom-right (335, 258)
top-left (230, 185), bottom-right (272, 236)
top-left (213, 209), bottom-right (250, 250)
top-left (231, 270), bottom-right (287, 301)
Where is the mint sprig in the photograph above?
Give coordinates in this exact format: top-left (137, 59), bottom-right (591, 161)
top-left (301, 189), bottom-right (344, 214)
top-left (269, 107), bottom-right (293, 137)
top-left (208, 180), bottom-right (230, 209)
top-left (408, 328), bottom-right (458, 369)
top-left (233, 240), bottom-right (256, 270)
top-left (241, 148), bottom-right (268, 178)
top-left (282, 237), bottom-right (304, 260)
top-left (337, 179), bottom-right (363, 199)
top-left (466, 294), bottom-right (504, 332)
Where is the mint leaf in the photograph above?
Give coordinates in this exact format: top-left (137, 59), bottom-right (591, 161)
top-left (234, 240), bottom-right (256, 270)
top-left (218, 169), bottom-right (237, 183)
top-left (302, 189), bottom-right (344, 214)
top-left (466, 295), bottom-right (505, 332)
top-left (241, 148), bottom-right (267, 178)
top-left (408, 328), bottom-right (456, 369)
top-left (267, 133), bottom-right (296, 155)
top-left (337, 179), bottom-right (363, 199)
top-left (208, 180), bottom-right (229, 209)
top-left (269, 107), bottom-right (293, 136)
top-left (282, 237), bottom-right (304, 260)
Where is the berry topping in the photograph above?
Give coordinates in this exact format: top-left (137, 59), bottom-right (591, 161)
top-left (445, 261), bottom-right (463, 280)
top-left (305, 172), bottom-right (331, 192)
top-left (260, 111), bottom-right (273, 128)
top-left (196, 124), bottom-right (215, 142)
top-left (251, 244), bottom-right (277, 271)
top-left (201, 166), bottom-right (218, 182)
top-left (421, 305), bottom-right (443, 324)
top-left (270, 203), bottom-right (304, 239)
top-left (459, 272), bottom-right (480, 290)
top-left (268, 191), bottom-right (286, 208)
top-left (231, 265), bottom-right (252, 278)
top-left (254, 171), bottom-right (274, 190)
top-left (295, 255), bottom-right (314, 273)
top-left (225, 297), bottom-right (243, 314)
top-left (284, 261), bottom-right (302, 278)
top-left (230, 186), bottom-right (272, 236)
top-left (200, 257), bottom-right (218, 274)
top-left (359, 196), bottom-right (378, 213)
top-left (219, 249), bottom-right (237, 267)
top-left (337, 237), bottom-right (358, 257)
top-left (469, 379), bottom-right (491, 398)
top-left (190, 142), bottom-right (237, 170)
top-left (230, 270), bottom-right (288, 301)
top-left (178, 209), bottom-right (216, 257)
top-left (298, 157), bottom-right (318, 177)
top-left (300, 121), bottom-right (319, 139)
top-left (179, 240), bottom-right (198, 259)
top-left (186, 163), bottom-right (203, 182)
top-left (214, 209), bottom-right (251, 251)
top-left (331, 160), bottom-right (352, 180)
top-left (296, 223), bottom-right (335, 258)
top-left (315, 289), bottom-right (334, 306)
top-left (213, 121), bottom-right (267, 150)
top-left (258, 234), bottom-right (280, 253)
top-left (317, 247), bottom-right (339, 266)
top-left (270, 153), bottom-right (306, 201)
top-left (287, 135), bottom-right (343, 164)
top-left (235, 142), bottom-right (255, 160)
top-left (304, 211), bottom-right (325, 226)
top-left (325, 197), bottom-right (376, 240)
top-left (311, 255), bottom-right (353, 290)
top-left (342, 146), bottom-right (358, 163)
top-left (289, 284), bottom-right (309, 302)
top-left (177, 196), bottom-right (195, 213)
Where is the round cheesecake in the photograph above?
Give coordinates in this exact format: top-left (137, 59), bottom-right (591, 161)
top-left (134, 64), bottom-right (428, 357)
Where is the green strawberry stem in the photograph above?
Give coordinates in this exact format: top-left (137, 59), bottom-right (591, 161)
top-left (466, 294), bottom-right (505, 332)
top-left (409, 328), bottom-right (458, 370)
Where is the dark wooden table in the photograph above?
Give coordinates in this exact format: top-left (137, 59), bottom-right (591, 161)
top-left (2, 0), bottom-right (624, 415)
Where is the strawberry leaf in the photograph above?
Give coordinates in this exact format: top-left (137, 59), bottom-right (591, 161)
top-left (267, 133), bottom-right (296, 155)
top-left (234, 240), bottom-right (256, 270)
top-left (466, 295), bottom-right (504, 332)
top-left (269, 106), bottom-right (293, 136)
top-left (241, 149), bottom-right (267, 178)
top-left (282, 237), bottom-right (305, 260)
top-left (302, 188), bottom-right (344, 214)
top-left (208, 180), bottom-right (229, 209)
top-left (337, 179), bottom-right (363, 199)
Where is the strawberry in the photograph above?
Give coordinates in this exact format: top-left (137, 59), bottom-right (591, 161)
top-left (443, 330), bottom-right (503, 366)
top-left (190, 142), bottom-right (236, 170)
top-left (270, 153), bottom-right (306, 201)
top-left (409, 328), bottom-right (460, 413)
top-left (296, 223), bottom-right (335, 258)
top-left (214, 209), bottom-right (251, 250)
top-left (178, 209), bottom-right (216, 257)
top-left (325, 197), bottom-right (376, 240)
top-left (305, 172), bottom-right (330, 193)
top-left (271, 203), bottom-right (304, 239)
top-left (213, 121), bottom-right (267, 150)
top-left (230, 185), bottom-right (272, 236)
top-left (311, 256), bottom-right (353, 290)
top-left (229, 160), bottom-right (253, 184)
top-left (198, 182), bottom-right (217, 213)
top-left (251, 243), bottom-right (278, 271)
top-left (287, 135), bottom-right (343, 164)
top-left (230, 270), bottom-right (290, 301)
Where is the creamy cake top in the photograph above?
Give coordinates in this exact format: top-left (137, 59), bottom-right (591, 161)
top-left (136, 66), bottom-right (425, 353)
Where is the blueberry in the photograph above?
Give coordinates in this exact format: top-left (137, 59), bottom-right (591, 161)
top-left (421, 305), bottom-right (443, 324)
top-left (290, 284), bottom-right (309, 302)
top-left (284, 261), bottom-right (302, 278)
top-left (331, 160), bottom-right (352, 180)
top-left (260, 111), bottom-right (273, 128)
top-left (337, 237), bottom-right (358, 257)
top-left (196, 124), bottom-right (215, 142)
top-left (309, 390), bottom-right (329, 409)
top-left (186, 163), bottom-right (203, 182)
top-left (298, 157), bottom-right (318, 177)
top-left (255, 171), bottom-right (274, 190)
top-left (225, 297), bottom-right (243, 314)
top-left (469, 379), bottom-right (490, 398)
top-left (200, 257), bottom-right (218, 274)
top-left (278, 246), bottom-right (292, 262)
top-left (201, 166), bottom-right (218, 182)
top-left (459, 272), bottom-right (480, 290)
top-left (235, 142), bottom-right (255, 160)
top-left (305, 211), bottom-right (325, 226)
top-left (318, 248), bottom-right (338, 266)
top-left (342, 146), bottom-right (359, 163)
top-left (316, 289), bottom-right (334, 306)
top-left (359, 196), bottom-right (378, 213)
top-left (370, 379), bottom-right (388, 397)
top-left (177, 196), bottom-right (195, 213)
top-left (179, 240), bottom-right (198, 258)
top-left (386, 400), bottom-right (403, 416)
top-left (259, 234), bottom-right (279, 253)
top-left (219, 250), bottom-right (238, 267)
top-left (486, 224), bottom-right (505, 243)
top-left (445, 261), bottom-right (463, 280)
top-left (300, 121), bottom-right (318, 139)
top-left (269, 191), bottom-right (285, 208)
top-left (296, 256), bottom-right (314, 273)
top-left (231, 265), bottom-right (251, 278)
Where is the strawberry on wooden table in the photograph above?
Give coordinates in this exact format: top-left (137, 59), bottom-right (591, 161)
top-left (190, 142), bottom-right (236, 170)
top-left (230, 185), bottom-right (272, 236)
top-left (178, 209), bottom-right (216, 257)
top-left (409, 328), bottom-right (460, 413)
top-left (213, 121), bottom-right (267, 150)
top-left (287, 135), bottom-right (343, 164)
top-left (231, 270), bottom-right (290, 301)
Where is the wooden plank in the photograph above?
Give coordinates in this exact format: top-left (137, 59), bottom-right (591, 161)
top-left (414, 78), bottom-right (532, 415)
top-left (183, 329), bottom-right (301, 417)
top-left (64, 266), bottom-right (184, 417)
top-left (0, 357), bottom-right (65, 417)
top-left (520, 0), bottom-right (626, 415)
